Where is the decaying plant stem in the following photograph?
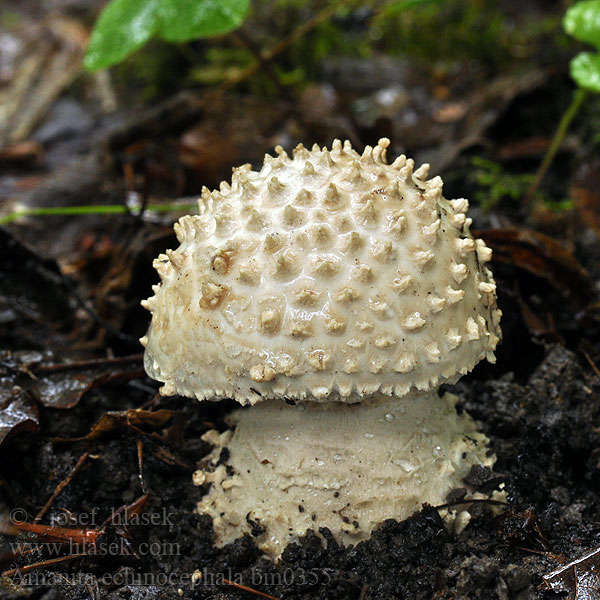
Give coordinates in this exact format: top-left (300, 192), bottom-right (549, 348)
top-left (527, 87), bottom-right (587, 203)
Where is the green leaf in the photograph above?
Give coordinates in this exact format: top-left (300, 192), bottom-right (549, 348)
top-left (563, 0), bottom-right (600, 49)
top-left (158, 0), bottom-right (250, 42)
top-left (84, 0), bottom-right (249, 71)
top-left (84, 0), bottom-right (160, 70)
top-left (570, 51), bottom-right (600, 92)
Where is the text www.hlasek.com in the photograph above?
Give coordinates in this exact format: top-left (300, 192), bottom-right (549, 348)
top-left (9, 539), bottom-right (180, 557)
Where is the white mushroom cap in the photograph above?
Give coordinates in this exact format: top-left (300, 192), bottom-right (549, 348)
top-left (141, 139), bottom-right (501, 404)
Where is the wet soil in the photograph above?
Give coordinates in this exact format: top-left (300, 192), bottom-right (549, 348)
top-left (1, 324), bottom-right (599, 600)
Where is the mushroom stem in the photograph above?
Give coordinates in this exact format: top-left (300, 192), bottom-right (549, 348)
top-left (196, 391), bottom-right (495, 558)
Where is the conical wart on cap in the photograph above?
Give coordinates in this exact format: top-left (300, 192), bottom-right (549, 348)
top-left (141, 138), bottom-right (501, 404)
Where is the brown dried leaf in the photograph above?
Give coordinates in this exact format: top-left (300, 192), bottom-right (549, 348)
top-left (0, 16), bottom-right (86, 147)
top-left (31, 355), bottom-right (144, 409)
top-left (0, 388), bottom-right (39, 446)
top-left (0, 140), bottom-right (43, 165)
top-left (477, 228), bottom-right (592, 305)
top-left (56, 408), bottom-right (175, 442)
top-left (514, 284), bottom-right (562, 341)
top-left (543, 547), bottom-right (600, 600)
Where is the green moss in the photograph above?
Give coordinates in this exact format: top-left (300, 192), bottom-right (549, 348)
top-left (102, 0), bottom-right (572, 101)
top-left (469, 157), bottom-right (536, 211)
top-left (0, 11), bottom-right (22, 29)
top-left (373, 0), bottom-right (563, 69)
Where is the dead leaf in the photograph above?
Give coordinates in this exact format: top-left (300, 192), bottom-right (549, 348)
top-left (0, 351), bottom-right (145, 411)
top-left (0, 16), bottom-right (87, 146)
top-left (477, 228), bottom-right (592, 306)
top-left (514, 284), bottom-right (562, 341)
top-left (0, 140), bottom-right (43, 165)
top-left (55, 408), bottom-right (175, 442)
top-left (543, 547), bottom-right (600, 600)
top-left (31, 355), bottom-right (144, 409)
top-left (0, 388), bottom-right (39, 446)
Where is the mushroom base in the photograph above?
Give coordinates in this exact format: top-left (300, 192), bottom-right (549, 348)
top-left (195, 392), bottom-right (496, 559)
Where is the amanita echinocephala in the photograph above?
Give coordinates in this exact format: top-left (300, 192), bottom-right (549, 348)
top-left (140, 138), bottom-right (502, 558)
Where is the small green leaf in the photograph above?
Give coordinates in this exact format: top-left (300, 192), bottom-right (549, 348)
top-left (563, 0), bottom-right (600, 49)
top-left (84, 0), bottom-right (161, 71)
top-left (84, 0), bottom-right (249, 71)
top-left (570, 51), bottom-right (600, 92)
top-left (158, 0), bottom-right (250, 42)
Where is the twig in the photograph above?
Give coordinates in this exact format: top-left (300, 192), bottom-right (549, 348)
top-left (136, 439), bottom-right (148, 495)
top-left (35, 452), bottom-right (90, 522)
top-left (223, 578), bottom-right (282, 600)
top-left (34, 354), bottom-right (142, 374)
top-left (582, 350), bottom-right (600, 378)
top-left (9, 44), bottom-right (83, 144)
top-left (526, 88), bottom-right (587, 203)
top-left (220, 0), bottom-right (348, 92)
top-left (231, 31), bottom-right (291, 98)
top-left (2, 553), bottom-right (89, 577)
top-left (434, 498), bottom-right (509, 511)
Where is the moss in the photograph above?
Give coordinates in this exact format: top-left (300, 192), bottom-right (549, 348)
top-left (469, 156), bottom-right (536, 211)
top-left (104, 0), bottom-right (571, 101)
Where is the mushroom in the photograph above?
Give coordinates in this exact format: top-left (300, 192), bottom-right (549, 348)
top-left (141, 138), bottom-right (502, 558)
